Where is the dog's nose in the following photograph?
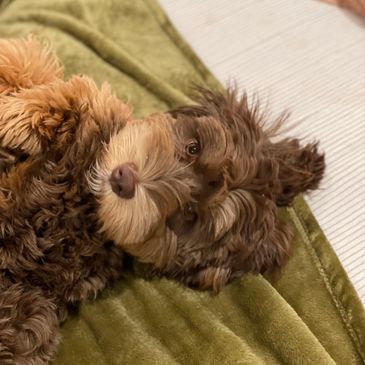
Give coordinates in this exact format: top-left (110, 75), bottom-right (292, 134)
top-left (110, 163), bottom-right (137, 199)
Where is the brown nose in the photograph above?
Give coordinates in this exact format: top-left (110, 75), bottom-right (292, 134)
top-left (109, 163), bottom-right (137, 199)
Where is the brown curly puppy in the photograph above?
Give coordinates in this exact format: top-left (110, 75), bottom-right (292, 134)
top-left (129, 88), bottom-right (325, 293)
top-left (0, 36), bottom-right (325, 364)
top-left (0, 37), bottom-right (199, 365)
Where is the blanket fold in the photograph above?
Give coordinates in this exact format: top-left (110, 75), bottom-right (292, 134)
top-left (0, 1), bottom-right (363, 364)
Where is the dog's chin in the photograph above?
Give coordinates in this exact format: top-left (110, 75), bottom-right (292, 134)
top-left (97, 186), bottom-right (163, 245)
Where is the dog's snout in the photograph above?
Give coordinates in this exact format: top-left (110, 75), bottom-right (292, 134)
top-left (110, 163), bottom-right (137, 199)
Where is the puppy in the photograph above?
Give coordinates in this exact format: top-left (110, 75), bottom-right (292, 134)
top-left (131, 88), bottom-right (325, 293)
top-left (0, 36), bottom-right (324, 363)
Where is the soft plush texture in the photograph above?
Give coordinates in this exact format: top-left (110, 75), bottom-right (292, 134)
top-left (0, 1), bottom-right (363, 364)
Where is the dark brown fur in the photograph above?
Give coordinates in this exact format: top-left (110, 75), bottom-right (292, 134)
top-left (138, 88), bottom-right (326, 293)
top-left (0, 85), bottom-right (125, 364)
top-left (0, 37), bottom-right (325, 364)
top-left (0, 37), bottom-right (198, 364)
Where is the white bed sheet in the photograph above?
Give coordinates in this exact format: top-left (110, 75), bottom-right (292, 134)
top-left (160, 0), bottom-right (365, 305)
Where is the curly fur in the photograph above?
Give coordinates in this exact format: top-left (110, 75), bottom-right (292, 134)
top-left (0, 282), bottom-right (60, 365)
top-left (0, 37), bottom-right (197, 364)
top-left (0, 36), bottom-right (325, 364)
top-left (134, 88), bottom-right (326, 293)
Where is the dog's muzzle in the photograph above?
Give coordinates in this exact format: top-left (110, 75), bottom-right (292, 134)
top-left (109, 163), bottom-right (137, 199)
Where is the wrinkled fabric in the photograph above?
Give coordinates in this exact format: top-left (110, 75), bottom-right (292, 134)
top-left (0, 1), bottom-right (363, 364)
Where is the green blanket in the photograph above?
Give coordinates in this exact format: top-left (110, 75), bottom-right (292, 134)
top-left (0, 1), bottom-right (364, 364)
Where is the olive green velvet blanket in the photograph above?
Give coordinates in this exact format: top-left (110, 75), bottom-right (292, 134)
top-left (0, 1), bottom-right (364, 364)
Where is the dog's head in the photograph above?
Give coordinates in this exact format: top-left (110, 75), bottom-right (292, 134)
top-left (0, 37), bottom-right (323, 291)
top-left (95, 92), bottom-right (239, 265)
top-left (135, 88), bottom-right (324, 292)
top-left (163, 89), bottom-right (292, 291)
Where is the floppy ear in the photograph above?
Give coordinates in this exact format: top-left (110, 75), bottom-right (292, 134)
top-left (177, 208), bottom-right (291, 294)
top-left (164, 199), bottom-right (291, 294)
top-left (0, 36), bottom-right (63, 95)
top-left (240, 196), bottom-right (293, 274)
top-left (268, 138), bottom-right (325, 206)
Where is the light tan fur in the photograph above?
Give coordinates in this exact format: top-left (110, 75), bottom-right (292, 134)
top-left (0, 36), bottom-right (63, 95)
top-left (88, 115), bottom-right (195, 245)
top-left (0, 36), bottom-right (198, 258)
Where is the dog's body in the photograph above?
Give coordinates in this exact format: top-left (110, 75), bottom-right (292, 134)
top-left (0, 37), bottom-right (325, 364)
top-left (0, 37), bottom-right (201, 365)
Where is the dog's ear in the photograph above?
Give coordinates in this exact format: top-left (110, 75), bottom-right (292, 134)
top-left (236, 195), bottom-right (293, 275)
top-left (164, 198), bottom-right (291, 293)
top-left (0, 36), bottom-right (63, 95)
top-left (267, 138), bottom-right (325, 206)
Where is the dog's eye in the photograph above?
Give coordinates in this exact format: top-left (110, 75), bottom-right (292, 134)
top-left (183, 202), bottom-right (198, 222)
top-left (185, 139), bottom-right (201, 157)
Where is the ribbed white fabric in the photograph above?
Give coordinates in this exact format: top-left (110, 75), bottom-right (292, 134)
top-left (160, 0), bottom-right (365, 304)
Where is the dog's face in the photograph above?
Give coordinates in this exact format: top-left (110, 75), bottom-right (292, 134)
top-left (91, 88), bottom-right (290, 288)
top-left (88, 86), bottom-right (323, 292)
top-left (137, 89), bottom-right (324, 292)
top-left (89, 94), bottom-right (249, 266)
top-left (87, 95), bottom-right (245, 263)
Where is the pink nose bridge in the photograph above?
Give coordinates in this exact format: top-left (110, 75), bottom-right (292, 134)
top-left (109, 163), bottom-right (137, 199)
